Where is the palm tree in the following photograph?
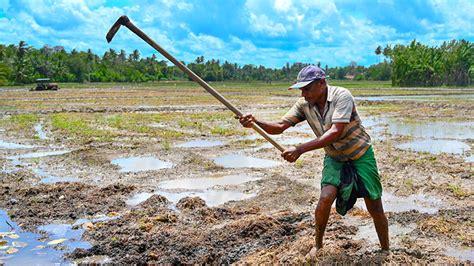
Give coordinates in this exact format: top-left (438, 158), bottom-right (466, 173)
top-left (375, 45), bottom-right (382, 63)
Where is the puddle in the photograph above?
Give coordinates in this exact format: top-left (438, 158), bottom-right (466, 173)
top-left (353, 222), bottom-right (415, 243)
top-left (127, 190), bottom-right (256, 207)
top-left (7, 150), bottom-right (71, 160)
top-left (175, 139), bottom-right (226, 148)
top-left (111, 156), bottom-right (173, 172)
top-left (0, 210), bottom-right (79, 264)
top-left (0, 140), bottom-right (35, 149)
top-left (32, 168), bottom-right (81, 184)
top-left (354, 192), bottom-right (445, 214)
top-left (128, 174), bottom-right (260, 207)
top-left (465, 155), bottom-right (474, 163)
top-left (34, 124), bottom-right (49, 140)
top-left (389, 120), bottom-right (474, 140)
top-left (5, 150), bottom-right (72, 176)
top-left (38, 223), bottom-right (92, 251)
top-left (238, 135), bottom-right (260, 141)
top-left (396, 139), bottom-right (470, 155)
top-left (213, 154), bottom-right (281, 168)
top-left (158, 174), bottom-right (260, 190)
top-left (356, 94), bottom-right (474, 102)
top-left (444, 246), bottom-right (474, 261)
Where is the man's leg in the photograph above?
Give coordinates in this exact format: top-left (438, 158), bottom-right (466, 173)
top-left (364, 197), bottom-right (389, 250)
top-left (314, 185), bottom-right (338, 249)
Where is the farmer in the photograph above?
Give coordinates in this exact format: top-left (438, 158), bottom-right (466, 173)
top-left (238, 65), bottom-right (389, 251)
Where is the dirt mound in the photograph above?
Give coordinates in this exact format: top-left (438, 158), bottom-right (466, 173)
top-left (177, 196), bottom-right (207, 210)
top-left (0, 182), bottom-right (135, 230)
top-left (71, 208), bottom-right (310, 264)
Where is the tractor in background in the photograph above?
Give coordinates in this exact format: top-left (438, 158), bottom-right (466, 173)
top-left (30, 78), bottom-right (59, 91)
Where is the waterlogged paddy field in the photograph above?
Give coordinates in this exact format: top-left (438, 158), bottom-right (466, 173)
top-left (0, 81), bottom-right (473, 264)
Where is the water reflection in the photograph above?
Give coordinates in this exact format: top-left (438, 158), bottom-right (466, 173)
top-left (0, 210), bottom-right (72, 264)
top-left (444, 246), bottom-right (474, 261)
top-left (111, 156), bottom-right (173, 172)
top-left (127, 174), bottom-right (260, 207)
top-left (127, 190), bottom-right (256, 208)
top-left (356, 94), bottom-right (474, 102)
top-left (354, 192), bottom-right (446, 214)
top-left (158, 175), bottom-right (260, 190)
top-left (34, 124), bottom-right (49, 140)
top-left (396, 140), bottom-right (470, 155)
top-left (0, 141), bottom-right (35, 149)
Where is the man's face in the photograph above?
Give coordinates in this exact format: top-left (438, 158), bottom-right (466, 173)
top-left (300, 79), bottom-right (325, 104)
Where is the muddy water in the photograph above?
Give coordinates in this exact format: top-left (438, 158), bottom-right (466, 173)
top-left (465, 155), bottom-right (474, 162)
top-left (111, 156), bottom-right (173, 172)
top-left (32, 168), bottom-right (80, 184)
top-left (128, 174), bottom-right (260, 207)
top-left (158, 174), bottom-right (260, 190)
top-left (389, 120), bottom-right (474, 140)
top-left (8, 150), bottom-right (71, 159)
top-left (34, 124), bottom-right (48, 140)
top-left (213, 154), bottom-right (282, 168)
top-left (0, 210), bottom-right (70, 264)
top-left (127, 190), bottom-right (256, 207)
top-left (356, 94), bottom-right (474, 101)
top-left (354, 192), bottom-right (445, 214)
top-left (38, 224), bottom-right (92, 251)
top-left (444, 246), bottom-right (474, 261)
top-left (396, 139), bottom-right (470, 155)
top-left (175, 139), bottom-right (226, 148)
top-left (354, 222), bottom-right (415, 244)
top-left (0, 141), bottom-right (35, 149)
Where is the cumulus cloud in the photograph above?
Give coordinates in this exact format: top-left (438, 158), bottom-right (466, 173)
top-left (0, 0), bottom-right (472, 68)
top-left (248, 13), bottom-right (287, 37)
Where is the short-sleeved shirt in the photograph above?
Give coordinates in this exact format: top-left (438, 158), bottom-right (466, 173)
top-left (281, 85), bottom-right (371, 161)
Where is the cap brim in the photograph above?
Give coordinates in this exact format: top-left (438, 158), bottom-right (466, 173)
top-left (288, 80), bottom-right (313, 90)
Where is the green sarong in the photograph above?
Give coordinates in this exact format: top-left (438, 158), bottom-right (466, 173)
top-left (321, 146), bottom-right (382, 201)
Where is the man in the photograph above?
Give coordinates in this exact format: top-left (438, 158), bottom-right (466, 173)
top-left (238, 65), bottom-right (389, 251)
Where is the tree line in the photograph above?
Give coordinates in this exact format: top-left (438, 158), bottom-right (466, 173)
top-left (0, 39), bottom-right (471, 86)
top-left (381, 39), bottom-right (473, 86)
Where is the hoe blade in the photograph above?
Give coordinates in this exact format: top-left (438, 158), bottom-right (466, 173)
top-left (106, 15), bottom-right (130, 43)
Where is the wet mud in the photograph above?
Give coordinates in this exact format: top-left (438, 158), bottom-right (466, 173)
top-left (0, 86), bottom-right (472, 263)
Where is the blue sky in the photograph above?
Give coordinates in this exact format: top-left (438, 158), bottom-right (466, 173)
top-left (0, 0), bottom-right (473, 68)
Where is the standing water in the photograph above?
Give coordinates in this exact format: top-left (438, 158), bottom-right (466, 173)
top-left (111, 156), bottom-right (173, 172)
top-left (0, 210), bottom-right (76, 264)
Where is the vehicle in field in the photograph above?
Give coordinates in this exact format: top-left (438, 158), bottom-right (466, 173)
top-left (30, 78), bottom-right (59, 91)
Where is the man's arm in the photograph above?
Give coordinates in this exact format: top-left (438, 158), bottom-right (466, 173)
top-left (238, 114), bottom-right (292, 134)
top-left (282, 123), bottom-right (346, 162)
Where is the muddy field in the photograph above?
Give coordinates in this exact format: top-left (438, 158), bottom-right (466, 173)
top-left (0, 82), bottom-right (473, 264)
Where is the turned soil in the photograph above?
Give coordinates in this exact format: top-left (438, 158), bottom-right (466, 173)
top-left (0, 85), bottom-right (472, 264)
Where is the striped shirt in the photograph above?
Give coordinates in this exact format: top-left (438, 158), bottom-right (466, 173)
top-left (281, 85), bottom-right (371, 161)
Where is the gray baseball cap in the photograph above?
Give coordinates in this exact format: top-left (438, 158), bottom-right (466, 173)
top-left (289, 65), bottom-right (326, 90)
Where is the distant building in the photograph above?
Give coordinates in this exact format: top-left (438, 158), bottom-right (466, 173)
top-left (344, 75), bottom-right (355, 80)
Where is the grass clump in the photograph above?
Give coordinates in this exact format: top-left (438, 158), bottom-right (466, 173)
top-left (447, 183), bottom-right (467, 199)
top-left (10, 114), bottom-right (39, 130)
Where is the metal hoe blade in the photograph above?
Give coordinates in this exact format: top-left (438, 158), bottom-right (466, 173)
top-left (106, 16), bottom-right (130, 43)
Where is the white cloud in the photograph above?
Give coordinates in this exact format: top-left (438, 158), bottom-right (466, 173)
top-left (249, 13), bottom-right (287, 37)
top-left (274, 0), bottom-right (292, 12)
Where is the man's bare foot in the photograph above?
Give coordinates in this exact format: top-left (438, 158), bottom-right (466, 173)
top-left (304, 246), bottom-right (320, 261)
